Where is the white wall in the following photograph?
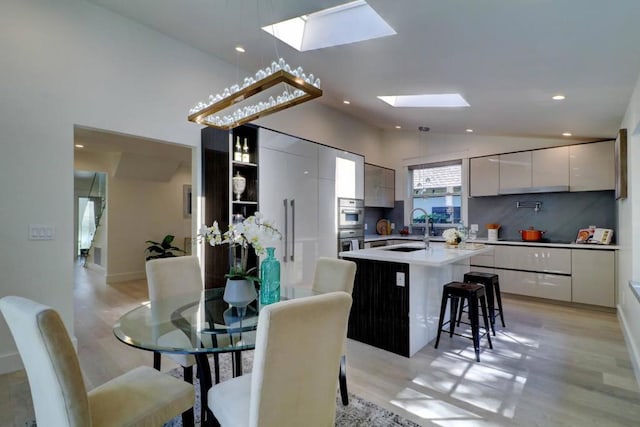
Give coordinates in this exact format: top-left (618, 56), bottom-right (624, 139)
top-left (617, 71), bottom-right (640, 381)
top-left (0, 0), bottom-right (382, 373)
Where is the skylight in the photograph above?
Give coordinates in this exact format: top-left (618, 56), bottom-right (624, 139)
top-left (262, 0), bottom-right (396, 52)
top-left (378, 94), bottom-right (470, 108)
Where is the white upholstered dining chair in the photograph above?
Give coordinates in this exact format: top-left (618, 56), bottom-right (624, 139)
top-left (145, 256), bottom-right (203, 383)
top-left (0, 295), bottom-right (194, 427)
top-left (311, 257), bottom-right (357, 405)
top-left (208, 291), bottom-right (353, 427)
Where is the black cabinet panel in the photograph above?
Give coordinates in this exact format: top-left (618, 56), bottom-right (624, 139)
top-left (344, 257), bottom-right (410, 357)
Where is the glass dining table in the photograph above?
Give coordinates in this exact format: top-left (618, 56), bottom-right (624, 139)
top-left (113, 286), bottom-right (313, 426)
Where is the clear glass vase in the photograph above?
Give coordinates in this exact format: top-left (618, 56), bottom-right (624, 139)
top-left (260, 247), bottom-right (280, 305)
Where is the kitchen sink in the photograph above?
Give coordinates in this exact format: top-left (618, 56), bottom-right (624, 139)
top-left (384, 247), bottom-right (423, 252)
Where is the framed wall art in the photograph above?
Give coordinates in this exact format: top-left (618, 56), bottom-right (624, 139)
top-left (615, 128), bottom-right (627, 200)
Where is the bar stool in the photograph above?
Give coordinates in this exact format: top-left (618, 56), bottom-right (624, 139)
top-left (435, 281), bottom-right (493, 362)
top-left (459, 272), bottom-right (505, 335)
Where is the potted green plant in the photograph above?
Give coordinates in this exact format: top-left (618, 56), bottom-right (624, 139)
top-left (145, 235), bottom-right (185, 261)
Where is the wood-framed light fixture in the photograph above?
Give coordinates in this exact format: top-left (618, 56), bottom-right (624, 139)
top-left (188, 62), bottom-right (322, 130)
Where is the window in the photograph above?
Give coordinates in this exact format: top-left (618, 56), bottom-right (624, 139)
top-left (410, 161), bottom-right (462, 234)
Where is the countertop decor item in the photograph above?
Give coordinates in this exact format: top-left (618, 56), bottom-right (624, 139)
top-left (442, 228), bottom-right (463, 246)
top-left (200, 212), bottom-right (281, 284)
top-left (187, 58), bottom-right (322, 130)
top-left (376, 219), bottom-right (391, 235)
top-left (519, 226), bottom-right (545, 242)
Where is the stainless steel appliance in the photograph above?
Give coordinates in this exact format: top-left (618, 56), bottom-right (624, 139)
top-left (338, 198), bottom-right (364, 229)
top-left (338, 228), bottom-right (364, 252)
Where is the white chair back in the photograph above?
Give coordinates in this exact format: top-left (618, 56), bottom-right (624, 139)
top-left (250, 292), bottom-right (352, 426)
top-left (311, 257), bottom-right (356, 295)
top-left (0, 296), bottom-right (91, 426)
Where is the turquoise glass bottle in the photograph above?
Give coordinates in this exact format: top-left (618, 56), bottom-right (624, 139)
top-left (260, 247), bottom-right (280, 305)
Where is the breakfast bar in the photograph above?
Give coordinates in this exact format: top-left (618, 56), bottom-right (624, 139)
top-left (340, 242), bottom-right (492, 357)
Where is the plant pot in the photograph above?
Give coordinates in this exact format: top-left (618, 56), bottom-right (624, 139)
top-left (223, 278), bottom-right (256, 307)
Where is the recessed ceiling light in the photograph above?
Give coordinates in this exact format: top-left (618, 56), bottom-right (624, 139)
top-left (262, 0), bottom-right (396, 52)
top-left (552, 94), bottom-right (566, 100)
top-left (562, 132), bottom-right (572, 136)
top-left (343, 100), bottom-right (351, 104)
top-left (465, 129), bottom-right (474, 133)
top-left (235, 46), bottom-right (245, 53)
top-left (74, 144), bottom-right (84, 148)
top-left (378, 93), bottom-right (470, 108)
top-left (395, 125), bottom-right (401, 129)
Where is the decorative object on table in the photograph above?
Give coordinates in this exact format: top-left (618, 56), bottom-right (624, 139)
top-left (399, 226), bottom-right (409, 236)
top-left (260, 247), bottom-right (280, 305)
top-left (200, 213), bottom-right (281, 308)
top-left (231, 171), bottom-right (246, 201)
top-left (519, 226), bottom-right (545, 242)
top-left (486, 223), bottom-right (501, 241)
top-left (187, 58), bottom-right (322, 130)
top-left (442, 228), bottom-right (463, 247)
top-left (145, 235), bottom-right (185, 261)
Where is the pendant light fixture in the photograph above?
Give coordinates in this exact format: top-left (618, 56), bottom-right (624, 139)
top-left (188, 58), bottom-right (322, 130)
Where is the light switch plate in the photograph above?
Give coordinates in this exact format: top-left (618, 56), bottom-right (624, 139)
top-left (396, 272), bottom-right (405, 287)
top-left (29, 224), bottom-right (55, 240)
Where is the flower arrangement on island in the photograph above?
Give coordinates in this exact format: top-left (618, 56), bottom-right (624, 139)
top-left (442, 228), bottom-right (463, 246)
top-left (200, 212), bottom-right (281, 282)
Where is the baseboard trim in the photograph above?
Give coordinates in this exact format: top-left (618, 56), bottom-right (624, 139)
top-left (617, 303), bottom-right (640, 386)
top-left (106, 271), bottom-right (145, 284)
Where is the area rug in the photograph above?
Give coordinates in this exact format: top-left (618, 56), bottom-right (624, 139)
top-left (164, 351), bottom-right (420, 427)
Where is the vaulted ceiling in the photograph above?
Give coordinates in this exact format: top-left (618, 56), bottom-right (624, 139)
top-left (86, 0), bottom-right (640, 140)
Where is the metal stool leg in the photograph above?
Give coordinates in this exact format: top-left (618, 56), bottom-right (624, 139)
top-left (435, 290), bottom-right (449, 348)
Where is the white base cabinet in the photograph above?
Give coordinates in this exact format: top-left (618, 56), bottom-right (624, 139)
top-left (571, 250), bottom-right (615, 307)
top-left (470, 244), bottom-right (615, 307)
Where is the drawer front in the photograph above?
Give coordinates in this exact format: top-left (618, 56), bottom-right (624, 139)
top-left (470, 251), bottom-right (495, 267)
top-left (497, 268), bottom-right (571, 301)
top-left (494, 246), bottom-right (571, 274)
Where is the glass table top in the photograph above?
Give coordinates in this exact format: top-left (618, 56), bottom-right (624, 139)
top-left (113, 286), bottom-right (314, 355)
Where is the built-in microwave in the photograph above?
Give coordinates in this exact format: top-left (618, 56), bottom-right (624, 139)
top-left (338, 198), bottom-right (364, 229)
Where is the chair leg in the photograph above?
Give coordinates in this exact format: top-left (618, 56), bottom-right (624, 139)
top-left (494, 279), bottom-right (506, 327)
top-left (479, 295), bottom-right (493, 350)
top-left (434, 291), bottom-right (449, 349)
top-left (183, 365), bottom-right (193, 384)
top-left (449, 296), bottom-right (459, 338)
top-left (181, 408), bottom-right (195, 427)
top-left (213, 353), bottom-right (220, 384)
top-left (469, 297), bottom-right (480, 362)
top-left (153, 351), bottom-right (161, 370)
top-left (456, 296), bottom-right (466, 326)
top-left (339, 355), bottom-right (349, 405)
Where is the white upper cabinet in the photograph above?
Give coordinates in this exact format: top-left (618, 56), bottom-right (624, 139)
top-left (499, 152), bottom-right (532, 193)
top-left (469, 155), bottom-right (499, 196)
top-left (365, 163), bottom-right (394, 207)
top-left (532, 146), bottom-right (569, 188)
top-left (569, 140), bottom-right (615, 191)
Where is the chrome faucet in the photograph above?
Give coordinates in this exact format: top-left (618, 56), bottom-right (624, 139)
top-left (409, 208), bottom-right (431, 248)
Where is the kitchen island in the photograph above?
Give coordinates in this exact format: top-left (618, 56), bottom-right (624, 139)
top-left (339, 242), bottom-right (492, 357)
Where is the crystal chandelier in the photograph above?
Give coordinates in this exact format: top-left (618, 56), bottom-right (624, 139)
top-left (188, 58), bottom-right (322, 130)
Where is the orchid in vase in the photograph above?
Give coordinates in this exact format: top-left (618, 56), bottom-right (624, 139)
top-left (200, 212), bottom-right (281, 283)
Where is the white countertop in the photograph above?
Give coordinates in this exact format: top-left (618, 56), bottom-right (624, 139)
top-left (340, 241), bottom-right (493, 267)
top-left (364, 234), bottom-right (619, 250)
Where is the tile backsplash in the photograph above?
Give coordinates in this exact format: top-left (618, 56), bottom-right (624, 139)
top-left (467, 191), bottom-right (616, 243)
top-left (363, 191), bottom-right (615, 244)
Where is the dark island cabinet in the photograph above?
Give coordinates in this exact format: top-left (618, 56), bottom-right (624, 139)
top-left (343, 257), bottom-right (410, 357)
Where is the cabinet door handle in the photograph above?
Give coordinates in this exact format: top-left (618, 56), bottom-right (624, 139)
top-left (283, 198), bottom-right (288, 263)
top-left (290, 199), bottom-right (295, 262)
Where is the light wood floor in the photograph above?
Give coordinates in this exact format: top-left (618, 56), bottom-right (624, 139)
top-left (2, 261), bottom-right (640, 426)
